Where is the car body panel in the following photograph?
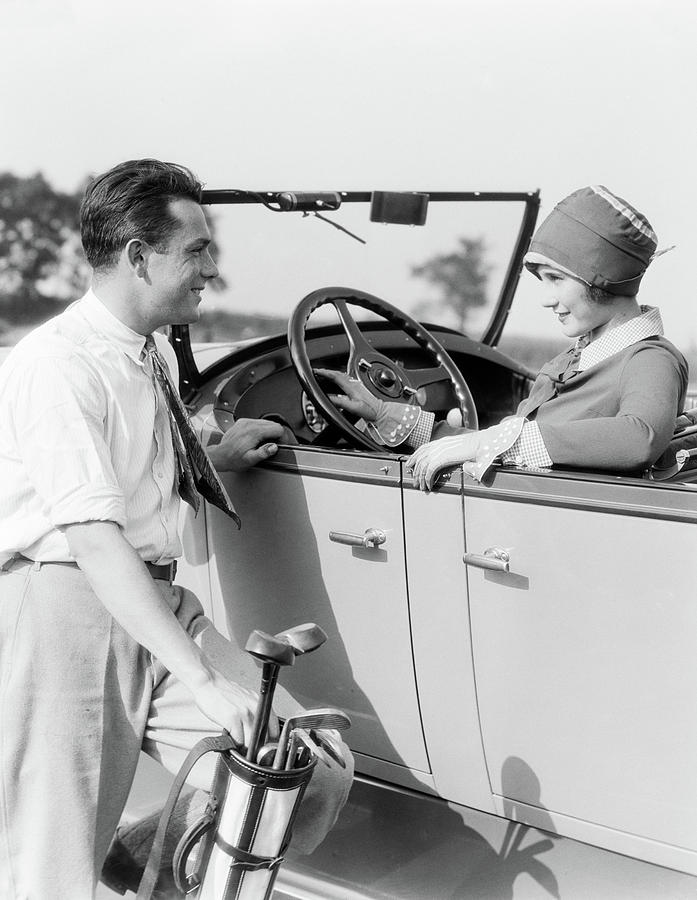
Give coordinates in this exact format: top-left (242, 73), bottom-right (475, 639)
top-left (461, 473), bottom-right (697, 872)
top-left (204, 454), bottom-right (430, 771)
top-left (402, 483), bottom-right (497, 812)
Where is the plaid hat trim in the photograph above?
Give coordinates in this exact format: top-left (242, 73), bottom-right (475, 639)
top-left (589, 185), bottom-right (657, 246)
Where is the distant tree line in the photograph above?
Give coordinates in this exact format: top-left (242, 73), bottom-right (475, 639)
top-left (0, 173), bottom-right (89, 333)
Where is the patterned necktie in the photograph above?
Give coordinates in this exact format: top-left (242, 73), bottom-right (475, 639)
top-left (144, 335), bottom-right (241, 528)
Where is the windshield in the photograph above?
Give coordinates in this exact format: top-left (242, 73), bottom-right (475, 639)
top-left (191, 192), bottom-right (535, 347)
top-left (0, 188), bottom-right (537, 362)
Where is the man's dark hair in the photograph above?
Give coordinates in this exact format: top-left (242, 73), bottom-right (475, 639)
top-left (80, 158), bottom-right (203, 271)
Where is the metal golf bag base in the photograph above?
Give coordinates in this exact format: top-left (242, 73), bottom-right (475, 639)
top-left (136, 730), bottom-right (316, 900)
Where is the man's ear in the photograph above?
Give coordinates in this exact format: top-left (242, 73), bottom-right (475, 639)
top-left (125, 238), bottom-right (150, 277)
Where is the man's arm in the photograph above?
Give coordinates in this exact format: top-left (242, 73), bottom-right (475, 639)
top-left (62, 520), bottom-right (264, 747)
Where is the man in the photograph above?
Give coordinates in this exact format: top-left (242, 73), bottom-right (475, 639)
top-left (0, 159), bottom-right (352, 899)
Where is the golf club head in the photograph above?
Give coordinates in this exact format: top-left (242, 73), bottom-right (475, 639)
top-left (287, 708), bottom-right (352, 733)
top-left (309, 728), bottom-right (348, 769)
top-left (273, 708), bottom-right (351, 769)
top-left (289, 728), bottom-right (334, 769)
top-left (244, 629), bottom-right (296, 667)
top-left (274, 623), bottom-right (328, 656)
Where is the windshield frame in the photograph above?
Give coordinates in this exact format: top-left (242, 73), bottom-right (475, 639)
top-left (171, 189), bottom-right (540, 399)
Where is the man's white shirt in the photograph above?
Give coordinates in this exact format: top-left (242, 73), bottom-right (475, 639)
top-left (0, 291), bottom-right (182, 566)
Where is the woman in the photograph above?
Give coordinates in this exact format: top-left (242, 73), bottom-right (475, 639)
top-left (320, 185), bottom-right (688, 491)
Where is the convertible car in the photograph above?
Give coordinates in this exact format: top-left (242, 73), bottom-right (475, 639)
top-left (157, 188), bottom-right (697, 898)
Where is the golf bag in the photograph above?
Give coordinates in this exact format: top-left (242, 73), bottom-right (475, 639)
top-left (136, 731), bottom-right (316, 900)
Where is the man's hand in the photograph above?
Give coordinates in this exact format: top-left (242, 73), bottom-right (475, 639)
top-left (189, 664), bottom-right (279, 748)
top-left (208, 417), bottom-right (296, 472)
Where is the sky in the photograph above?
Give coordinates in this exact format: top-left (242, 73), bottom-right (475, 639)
top-left (2, 0), bottom-right (697, 347)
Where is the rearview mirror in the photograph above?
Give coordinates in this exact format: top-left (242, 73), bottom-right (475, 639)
top-left (370, 191), bottom-right (428, 226)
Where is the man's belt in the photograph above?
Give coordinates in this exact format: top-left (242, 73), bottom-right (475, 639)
top-left (145, 561), bottom-right (178, 582)
top-left (3, 556), bottom-right (177, 583)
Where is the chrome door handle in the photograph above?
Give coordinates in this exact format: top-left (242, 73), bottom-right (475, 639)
top-left (329, 528), bottom-right (387, 548)
top-left (463, 547), bottom-right (510, 572)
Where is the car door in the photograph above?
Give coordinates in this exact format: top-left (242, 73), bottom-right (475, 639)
top-left (462, 468), bottom-right (697, 872)
top-left (204, 446), bottom-right (430, 775)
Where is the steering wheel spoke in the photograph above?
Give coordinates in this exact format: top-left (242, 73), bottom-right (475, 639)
top-left (331, 299), bottom-right (376, 365)
top-left (289, 286), bottom-right (478, 451)
top-left (406, 365), bottom-right (452, 390)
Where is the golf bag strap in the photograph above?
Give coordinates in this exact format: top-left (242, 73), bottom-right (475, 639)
top-left (214, 834), bottom-right (286, 871)
top-left (136, 732), bottom-right (237, 900)
top-left (172, 809), bottom-right (217, 892)
top-left (170, 787), bottom-right (287, 894)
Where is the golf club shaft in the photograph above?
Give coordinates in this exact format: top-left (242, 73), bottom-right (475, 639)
top-left (284, 731), bottom-right (300, 770)
top-left (246, 662), bottom-right (280, 761)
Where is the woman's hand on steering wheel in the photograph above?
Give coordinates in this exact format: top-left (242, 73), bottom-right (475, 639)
top-left (313, 367), bottom-right (429, 448)
top-left (313, 368), bottom-right (382, 421)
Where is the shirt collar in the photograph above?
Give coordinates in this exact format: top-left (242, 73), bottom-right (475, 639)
top-left (78, 289), bottom-right (148, 365)
top-left (577, 305), bottom-right (663, 371)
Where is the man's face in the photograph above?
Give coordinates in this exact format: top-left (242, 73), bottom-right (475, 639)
top-left (145, 197), bottom-right (219, 327)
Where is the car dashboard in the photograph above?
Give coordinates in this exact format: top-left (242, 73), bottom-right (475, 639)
top-left (203, 322), bottom-right (534, 448)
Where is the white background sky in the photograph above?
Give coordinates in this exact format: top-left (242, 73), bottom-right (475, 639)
top-left (2, 0), bottom-right (697, 347)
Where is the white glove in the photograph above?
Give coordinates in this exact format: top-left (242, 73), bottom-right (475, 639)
top-left (313, 367), bottom-right (423, 446)
top-left (406, 417), bottom-right (525, 491)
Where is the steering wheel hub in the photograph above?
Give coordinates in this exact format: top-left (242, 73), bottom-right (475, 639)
top-left (368, 364), bottom-right (402, 398)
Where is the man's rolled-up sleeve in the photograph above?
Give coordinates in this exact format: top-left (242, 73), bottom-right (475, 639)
top-left (11, 356), bottom-right (127, 528)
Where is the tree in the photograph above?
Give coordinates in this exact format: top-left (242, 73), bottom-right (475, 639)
top-left (0, 172), bottom-right (90, 328)
top-left (411, 236), bottom-right (491, 332)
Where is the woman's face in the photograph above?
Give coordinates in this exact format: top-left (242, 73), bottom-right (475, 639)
top-left (536, 264), bottom-right (616, 339)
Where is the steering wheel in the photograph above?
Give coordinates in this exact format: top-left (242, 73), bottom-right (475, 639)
top-left (288, 286), bottom-right (478, 451)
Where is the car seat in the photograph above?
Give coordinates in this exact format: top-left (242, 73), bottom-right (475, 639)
top-left (646, 407), bottom-right (697, 481)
